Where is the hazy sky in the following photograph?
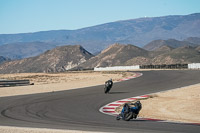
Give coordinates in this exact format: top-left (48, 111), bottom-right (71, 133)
top-left (1, 0), bottom-right (200, 34)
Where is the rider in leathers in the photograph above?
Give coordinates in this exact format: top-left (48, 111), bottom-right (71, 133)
top-left (104, 79), bottom-right (113, 93)
top-left (116, 101), bottom-right (142, 120)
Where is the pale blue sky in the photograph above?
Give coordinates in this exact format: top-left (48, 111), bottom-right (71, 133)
top-left (0, 0), bottom-right (200, 34)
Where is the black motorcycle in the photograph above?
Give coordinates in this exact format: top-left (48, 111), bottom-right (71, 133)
top-left (104, 79), bottom-right (113, 94)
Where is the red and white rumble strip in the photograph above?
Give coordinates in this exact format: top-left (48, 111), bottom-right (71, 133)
top-left (99, 95), bottom-right (149, 116)
top-left (118, 72), bottom-right (143, 81)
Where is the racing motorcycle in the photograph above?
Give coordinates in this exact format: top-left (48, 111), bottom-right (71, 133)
top-left (116, 101), bottom-right (142, 121)
top-left (104, 79), bottom-right (113, 94)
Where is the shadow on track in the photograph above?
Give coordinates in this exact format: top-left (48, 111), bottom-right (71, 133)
top-left (108, 91), bottom-right (128, 94)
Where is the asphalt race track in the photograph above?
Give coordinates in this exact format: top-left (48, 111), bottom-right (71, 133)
top-left (0, 70), bottom-right (200, 133)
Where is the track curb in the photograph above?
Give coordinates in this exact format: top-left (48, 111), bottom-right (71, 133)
top-left (99, 95), bottom-right (149, 116)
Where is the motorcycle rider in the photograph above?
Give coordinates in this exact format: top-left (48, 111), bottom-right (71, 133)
top-left (116, 101), bottom-right (142, 121)
top-left (104, 78), bottom-right (113, 93)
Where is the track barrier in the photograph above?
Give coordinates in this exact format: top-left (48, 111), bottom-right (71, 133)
top-left (140, 64), bottom-right (188, 69)
top-left (94, 63), bottom-right (200, 71)
top-left (0, 80), bottom-right (33, 87)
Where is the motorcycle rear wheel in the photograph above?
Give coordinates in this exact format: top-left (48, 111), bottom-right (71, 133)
top-left (104, 87), bottom-right (110, 93)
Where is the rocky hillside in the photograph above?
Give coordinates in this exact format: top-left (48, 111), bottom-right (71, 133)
top-left (76, 44), bottom-right (200, 69)
top-left (0, 56), bottom-right (10, 64)
top-left (0, 13), bottom-right (200, 54)
top-left (0, 45), bottom-right (93, 73)
top-left (143, 39), bottom-right (198, 51)
top-left (150, 46), bottom-right (200, 64)
top-left (195, 45), bottom-right (200, 52)
top-left (76, 44), bottom-right (149, 69)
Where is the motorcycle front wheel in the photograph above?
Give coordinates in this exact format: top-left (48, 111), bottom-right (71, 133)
top-left (123, 112), bottom-right (133, 121)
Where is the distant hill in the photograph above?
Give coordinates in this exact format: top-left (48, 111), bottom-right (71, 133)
top-left (0, 42), bottom-right (59, 59)
top-left (0, 13), bottom-right (200, 54)
top-left (143, 39), bottom-right (198, 51)
top-left (151, 46), bottom-right (200, 64)
top-left (154, 45), bottom-right (174, 52)
top-left (76, 44), bottom-right (149, 69)
top-left (195, 45), bottom-right (200, 52)
top-left (184, 37), bottom-right (200, 45)
top-left (0, 45), bottom-right (93, 73)
top-left (76, 44), bottom-right (200, 69)
top-left (0, 56), bottom-right (10, 64)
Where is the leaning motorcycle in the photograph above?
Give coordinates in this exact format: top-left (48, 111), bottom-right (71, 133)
top-left (116, 101), bottom-right (142, 121)
top-left (104, 80), bottom-right (112, 93)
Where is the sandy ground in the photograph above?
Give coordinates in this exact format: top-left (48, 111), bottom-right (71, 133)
top-left (139, 83), bottom-right (200, 123)
top-left (0, 71), bottom-right (132, 97)
top-left (0, 71), bottom-right (200, 133)
top-left (116, 83), bottom-right (200, 123)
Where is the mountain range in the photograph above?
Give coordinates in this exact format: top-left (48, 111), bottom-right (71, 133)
top-left (0, 43), bottom-right (200, 73)
top-left (0, 13), bottom-right (200, 58)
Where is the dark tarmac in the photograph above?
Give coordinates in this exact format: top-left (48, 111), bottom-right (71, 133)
top-left (0, 70), bottom-right (200, 133)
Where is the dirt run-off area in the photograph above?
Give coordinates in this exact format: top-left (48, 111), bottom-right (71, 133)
top-left (139, 83), bottom-right (200, 123)
top-left (116, 83), bottom-right (200, 124)
top-left (0, 71), bottom-right (132, 97)
top-left (0, 71), bottom-right (200, 133)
